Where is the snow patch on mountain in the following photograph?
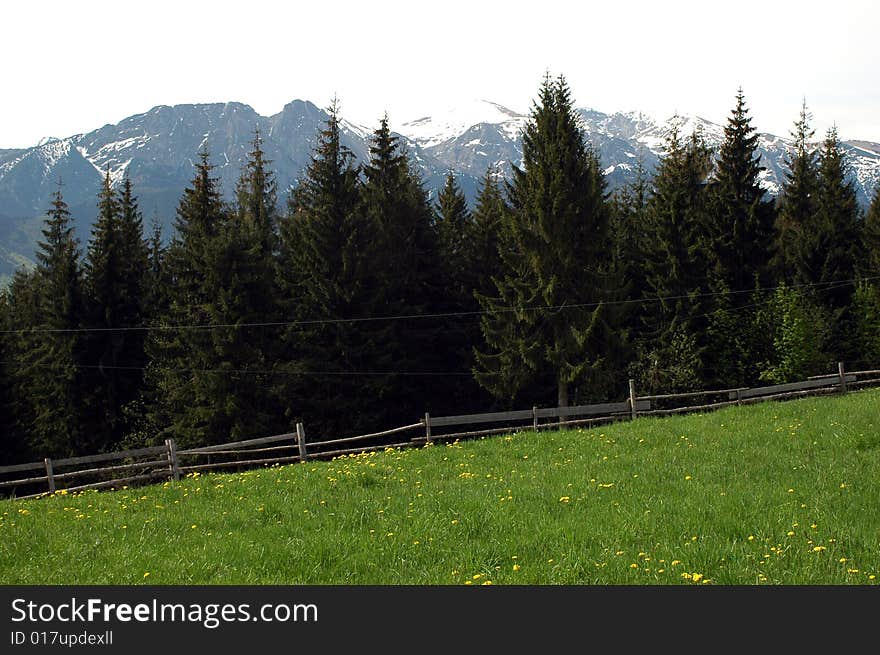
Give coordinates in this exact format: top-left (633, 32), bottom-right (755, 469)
top-left (399, 99), bottom-right (527, 148)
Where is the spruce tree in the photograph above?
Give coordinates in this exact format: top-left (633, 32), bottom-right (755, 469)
top-left (475, 75), bottom-right (613, 407)
top-left (706, 88), bottom-right (776, 293)
top-left (359, 115), bottom-right (446, 423)
top-left (17, 189), bottom-right (88, 457)
top-left (433, 171), bottom-right (491, 413)
top-left (146, 150), bottom-right (229, 447)
top-left (704, 90), bottom-right (777, 386)
top-left (436, 171), bottom-right (471, 286)
top-left (0, 286), bottom-right (27, 464)
top-left (774, 101), bottom-right (820, 284)
top-left (815, 127), bottom-right (861, 363)
top-left (277, 103), bottom-right (366, 434)
top-left (83, 173), bottom-right (151, 450)
top-left (465, 166), bottom-right (508, 303)
top-left (637, 121), bottom-right (712, 391)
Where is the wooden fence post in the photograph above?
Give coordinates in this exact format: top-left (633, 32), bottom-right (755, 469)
top-left (735, 389), bottom-right (742, 406)
top-left (44, 458), bottom-right (55, 494)
top-left (533, 406), bottom-right (538, 432)
top-left (296, 423), bottom-right (309, 461)
top-left (838, 362), bottom-right (847, 394)
top-left (628, 379), bottom-right (638, 420)
top-left (424, 413), bottom-right (432, 444)
top-left (165, 438), bottom-right (180, 482)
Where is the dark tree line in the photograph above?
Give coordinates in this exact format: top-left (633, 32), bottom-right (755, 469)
top-left (2, 76), bottom-right (880, 463)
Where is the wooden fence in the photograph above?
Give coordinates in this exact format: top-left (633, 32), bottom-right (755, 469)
top-left (1, 362), bottom-right (878, 500)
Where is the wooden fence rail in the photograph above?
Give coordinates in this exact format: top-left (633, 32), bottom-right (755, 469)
top-left (1, 362), bottom-right (878, 500)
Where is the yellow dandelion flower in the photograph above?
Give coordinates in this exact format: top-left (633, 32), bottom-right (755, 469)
top-left (787, 531), bottom-right (795, 537)
top-left (465, 580), bottom-right (473, 585)
top-left (513, 564), bottom-right (521, 571)
top-left (839, 557), bottom-right (847, 563)
top-left (691, 573), bottom-right (703, 583)
top-left (869, 575), bottom-right (876, 581)
top-left (812, 546), bottom-right (826, 553)
top-left (559, 496), bottom-right (570, 503)
top-left (482, 580), bottom-right (493, 586)
top-left (748, 535), bottom-right (755, 541)
top-left (472, 574), bottom-right (482, 580)
top-left (143, 572), bottom-right (150, 578)
top-left (684, 475), bottom-right (692, 481)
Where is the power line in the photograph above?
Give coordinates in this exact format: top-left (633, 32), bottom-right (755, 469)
top-left (3, 275), bottom-right (877, 336)
top-left (1, 279), bottom-right (867, 379)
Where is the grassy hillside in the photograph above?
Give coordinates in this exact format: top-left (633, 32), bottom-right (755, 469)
top-left (1, 389), bottom-right (878, 585)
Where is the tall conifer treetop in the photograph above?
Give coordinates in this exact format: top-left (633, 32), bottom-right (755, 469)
top-left (708, 88), bottom-right (776, 293)
top-left (775, 100), bottom-right (820, 285)
top-left (476, 74), bottom-right (613, 407)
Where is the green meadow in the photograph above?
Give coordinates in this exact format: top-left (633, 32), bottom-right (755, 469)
top-left (1, 389), bottom-right (878, 585)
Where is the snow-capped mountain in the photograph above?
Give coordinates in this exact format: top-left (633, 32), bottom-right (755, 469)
top-left (1, 99), bottom-right (879, 282)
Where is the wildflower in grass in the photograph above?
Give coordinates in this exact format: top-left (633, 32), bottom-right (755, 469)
top-left (812, 546), bottom-right (826, 553)
top-left (559, 496), bottom-right (570, 503)
top-left (472, 574), bottom-right (482, 580)
top-left (684, 475), bottom-right (692, 481)
top-left (482, 581), bottom-right (493, 585)
top-left (630, 563), bottom-right (638, 569)
top-left (143, 572), bottom-right (150, 578)
top-left (748, 535), bottom-right (755, 541)
top-left (839, 558), bottom-right (847, 563)
top-left (787, 531), bottom-right (795, 537)
top-left (513, 564), bottom-right (521, 571)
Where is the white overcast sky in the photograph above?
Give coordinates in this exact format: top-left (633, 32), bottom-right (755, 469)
top-left (2, 0), bottom-right (878, 148)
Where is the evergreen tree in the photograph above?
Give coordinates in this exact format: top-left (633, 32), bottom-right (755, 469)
top-left (815, 127), bottom-right (861, 363)
top-left (358, 115), bottom-right (447, 423)
top-left (435, 171), bottom-right (471, 287)
top-left (774, 101), bottom-right (820, 285)
top-left (433, 170), bottom-right (500, 414)
top-left (475, 75), bottom-right (614, 407)
top-left (465, 166), bottom-right (508, 303)
top-left (16, 189), bottom-right (88, 457)
top-left (704, 90), bottom-right (777, 386)
top-left (145, 214), bottom-right (168, 320)
top-left (608, 155), bottom-right (650, 304)
top-left (706, 89), bottom-right (777, 293)
top-left (146, 150), bottom-right (230, 447)
top-left (0, 285), bottom-right (28, 464)
top-left (83, 173), bottom-right (151, 450)
top-left (277, 103), bottom-right (368, 434)
top-left (607, 157), bottom-right (650, 382)
top-left (636, 120), bottom-right (712, 391)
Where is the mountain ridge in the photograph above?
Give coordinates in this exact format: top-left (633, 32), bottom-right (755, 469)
top-left (1, 98), bottom-right (878, 282)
